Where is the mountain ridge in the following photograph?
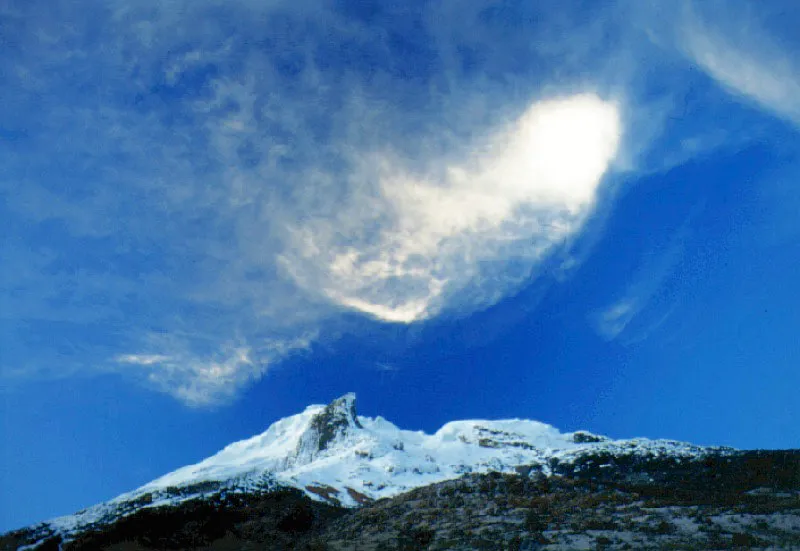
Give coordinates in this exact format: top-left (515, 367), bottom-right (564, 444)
top-left (4, 393), bottom-right (746, 549)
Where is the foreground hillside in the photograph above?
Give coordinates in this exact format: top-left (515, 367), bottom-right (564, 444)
top-left (322, 451), bottom-right (800, 550)
top-left (2, 395), bottom-right (798, 550)
top-left (4, 449), bottom-right (799, 550)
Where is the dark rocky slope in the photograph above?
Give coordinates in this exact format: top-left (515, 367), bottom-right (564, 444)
top-left (3, 450), bottom-right (798, 550)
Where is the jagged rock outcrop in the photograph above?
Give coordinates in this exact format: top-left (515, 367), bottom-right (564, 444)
top-left (296, 393), bottom-right (363, 462)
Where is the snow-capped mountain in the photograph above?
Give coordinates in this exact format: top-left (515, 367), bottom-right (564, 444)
top-left (32, 393), bottom-right (730, 544)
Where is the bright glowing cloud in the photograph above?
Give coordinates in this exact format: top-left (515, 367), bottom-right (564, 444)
top-left (283, 95), bottom-right (621, 323)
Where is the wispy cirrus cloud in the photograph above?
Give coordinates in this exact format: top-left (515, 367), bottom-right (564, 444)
top-left (114, 333), bottom-right (313, 406)
top-left (591, 224), bottom-right (688, 343)
top-left (692, 8), bottom-right (800, 128)
top-left (647, 0), bottom-right (800, 128)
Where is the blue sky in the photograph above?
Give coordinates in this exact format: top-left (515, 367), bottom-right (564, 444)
top-left (2, 0), bottom-right (800, 531)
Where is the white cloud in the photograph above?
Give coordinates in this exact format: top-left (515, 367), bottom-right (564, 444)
top-left (115, 335), bottom-right (313, 406)
top-left (281, 95), bottom-right (621, 323)
top-left (127, 348), bottom-right (256, 407)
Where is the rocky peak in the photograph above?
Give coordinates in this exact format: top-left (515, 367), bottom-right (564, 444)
top-left (295, 394), bottom-right (363, 460)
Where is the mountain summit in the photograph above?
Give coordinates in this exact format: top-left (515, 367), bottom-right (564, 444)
top-left (119, 392), bottom-right (721, 510)
top-left (5, 394), bottom-right (799, 551)
top-left (5, 394), bottom-right (724, 537)
top-left (298, 393), bottom-right (363, 460)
